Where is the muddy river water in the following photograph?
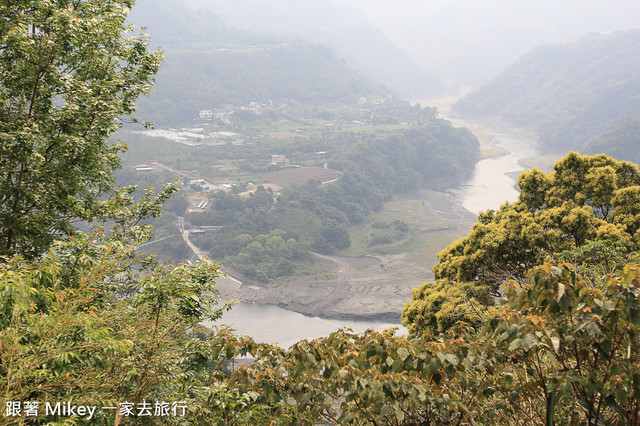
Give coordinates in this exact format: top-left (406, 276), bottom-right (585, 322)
top-left (209, 120), bottom-right (539, 347)
top-left (451, 122), bottom-right (539, 214)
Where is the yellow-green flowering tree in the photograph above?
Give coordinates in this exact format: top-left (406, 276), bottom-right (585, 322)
top-left (403, 152), bottom-right (640, 337)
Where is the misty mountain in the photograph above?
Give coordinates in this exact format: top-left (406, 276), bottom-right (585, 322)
top-left (453, 30), bottom-right (640, 157)
top-left (130, 0), bottom-right (390, 126)
top-left (380, 0), bottom-right (640, 86)
top-left (182, 0), bottom-right (444, 100)
top-left (584, 118), bottom-right (640, 165)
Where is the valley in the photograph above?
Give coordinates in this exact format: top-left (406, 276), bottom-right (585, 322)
top-left (5, 1), bottom-right (640, 422)
top-left (114, 0), bottom-right (640, 341)
top-left (120, 94), bottom-right (548, 345)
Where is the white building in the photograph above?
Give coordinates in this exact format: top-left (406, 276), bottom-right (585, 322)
top-left (199, 110), bottom-right (214, 119)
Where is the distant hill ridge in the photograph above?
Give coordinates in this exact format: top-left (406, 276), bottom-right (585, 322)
top-left (131, 0), bottom-right (391, 126)
top-left (453, 30), bottom-right (640, 160)
top-left (181, 0), bottom-right (444, 100)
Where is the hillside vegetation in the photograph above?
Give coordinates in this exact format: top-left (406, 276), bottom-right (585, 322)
top-left (584, 117), bottom-right (640, 165)
top-left (191, 122), bottom-right (477, 282)
top-left (454, 30), bottom-right (640, 159)
top-left (4, 2), bottom-right (640, 424)
top-left (131, 0), bottom-right (390, 127)
top-left (120, 100), bottom-right (479, 282)
top-left (182, 0), bottom-right (444, 100)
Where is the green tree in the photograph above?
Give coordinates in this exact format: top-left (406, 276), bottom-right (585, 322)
top-left (0, 229), bottom-right (238, 424)
top-left (220, 261), bottom-right (640, 425)
top-left (402, 279), bottom-right (494, 338)
top-left (479, 262), bottom-right (640, 424)
top-left (320, 218), bottom-right (350, 251)
top-left (0, 0), bottom-right (161, 258)
top-left (403, 152), bottom-right (640, 336)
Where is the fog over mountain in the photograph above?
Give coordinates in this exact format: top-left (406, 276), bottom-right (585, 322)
top-left (129, 0), bottom-right (392, 126)
top-left (332, 0), bottom-right (640, 86)
top-left (454, 30), bottom-right (640, 159)
top-left (182, 0), bottom-right (445, 100)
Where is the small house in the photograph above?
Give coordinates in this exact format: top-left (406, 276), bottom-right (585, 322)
top-left (271, 154), bottom-right (290, 168)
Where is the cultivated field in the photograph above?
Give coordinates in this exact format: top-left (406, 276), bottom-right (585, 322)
top-left (259, 166), bottom-right (340, 187)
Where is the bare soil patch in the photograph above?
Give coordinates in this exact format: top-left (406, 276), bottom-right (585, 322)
top-left (220, 252), bottom-right (429, 321)
top-left (268, 131), bottom-right (310, 139)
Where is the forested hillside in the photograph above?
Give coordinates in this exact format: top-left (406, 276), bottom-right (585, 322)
top-left (584, 117), bottom-right (640, 165)
top-left (188, 121), bottom-right (478, 282)
top-left (453, 30), bottom-right (640, 158)
top-left (182, 0), bottom-right (444, 100)
top-left (130, 0), bottom-right (389, 126)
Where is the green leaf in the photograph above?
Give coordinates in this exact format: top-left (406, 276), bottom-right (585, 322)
top-left (392, 359), bottom-right (405, 373)
top-left (397, 347), bottom-right (410, 361)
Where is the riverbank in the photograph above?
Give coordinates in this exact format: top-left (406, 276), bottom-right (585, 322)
top-left (448, 122), bottom-right (539, 214)
top-left (215, 185), bottom-right (476, 322)
top-left (212, 115), bottom-right (541, 323)
top-left (205, 97), bottom-right (544, 343)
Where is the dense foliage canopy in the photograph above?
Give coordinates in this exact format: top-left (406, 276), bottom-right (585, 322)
top-left (1, 229), bottom-right (238, 425)
top-left (4, 231), bottom-right (640, 424)
top-left (403, 152), bottom-right (640, 337)
top-left (0, 0), bottom-right (161, 258)
top-left (221, 262), bottom-right (640, 425)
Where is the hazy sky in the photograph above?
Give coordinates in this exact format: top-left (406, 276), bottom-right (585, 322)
top-left (330, 0), bottom-right (448, 30)
top-left (330, 0), bottom-right (640, 85)
top-left (331, 0), bottom-right (640, 37)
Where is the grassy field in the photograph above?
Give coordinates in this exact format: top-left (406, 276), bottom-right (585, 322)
top-left (341, 195), bottom-right (472, 270)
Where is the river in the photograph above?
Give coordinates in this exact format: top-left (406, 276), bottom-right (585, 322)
top-left (209, 119), bottom-right (539, 348)
top-left (210, 301), bottom-right (405, 348)
top-left (451, 123), bottom-right (539, 214)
